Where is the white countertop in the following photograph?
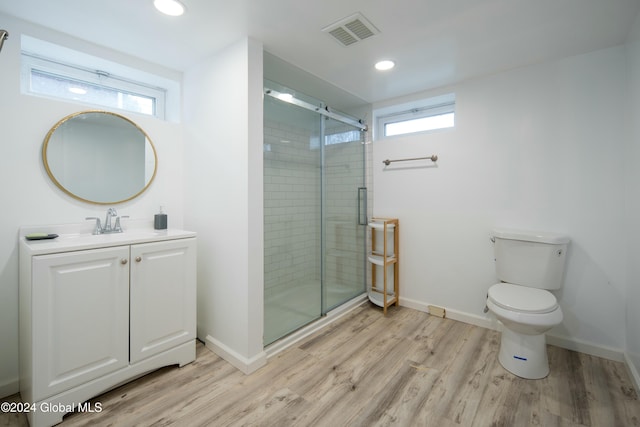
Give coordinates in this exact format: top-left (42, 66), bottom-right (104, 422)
top-left (20, 220), bottom-right (196, 255)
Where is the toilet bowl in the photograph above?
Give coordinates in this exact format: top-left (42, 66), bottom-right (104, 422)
top-left (486, 228), bottom-right (570, 380)
top-left (487, 282), bottom-right (563, 379)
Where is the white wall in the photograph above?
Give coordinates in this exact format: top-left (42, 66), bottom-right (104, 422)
top-left (625, 14), bottom-right (640, 386)
top-left (183, 38), bottom-right (266, 373)
top-left (373, 46), bottom-right (629, 357)
top-left (0, 13), bottom-right (186, 398)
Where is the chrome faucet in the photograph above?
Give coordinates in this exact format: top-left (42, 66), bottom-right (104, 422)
top-left (104, 208), bottom-right (117, 232)
top-left (86, 216), bottom-right (103, 235)
top-left (86, 208), bottom-right (128, 234)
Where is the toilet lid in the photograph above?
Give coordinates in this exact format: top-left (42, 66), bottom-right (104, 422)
top-left (488, 283), bottom-right (558, 314)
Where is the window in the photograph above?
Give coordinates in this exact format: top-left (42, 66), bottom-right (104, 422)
top-left (375, 93), bottom-right (455, 139)
top-left (23, 54), bottom-right (165, 118)
top-left (309, 129), bottom-right (363, 149)
top-left (20, 36), bottom-right (180, 121)
top-left (325, 129), bottom-right (362, 145)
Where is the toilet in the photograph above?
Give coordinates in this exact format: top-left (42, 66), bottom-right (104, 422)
top-left (486, 228), bottom-right (570, 379)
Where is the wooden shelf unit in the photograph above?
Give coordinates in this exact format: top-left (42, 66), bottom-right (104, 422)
top-left (368, 217), bottom-right (399, 315)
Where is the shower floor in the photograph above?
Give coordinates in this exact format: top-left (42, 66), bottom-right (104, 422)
top-left (264, 281), bottom-right (363, 346)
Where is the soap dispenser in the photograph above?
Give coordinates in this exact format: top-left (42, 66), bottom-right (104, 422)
top-left (154, 206), bottom-right (168, 230)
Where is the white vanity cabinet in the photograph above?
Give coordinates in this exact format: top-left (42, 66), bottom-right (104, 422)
top-left (31, 246), bottom-right (131, 401)
top-left (19, 228), bottom-right (196, 427)
top-left (129, 239), bottom-right (196, 363)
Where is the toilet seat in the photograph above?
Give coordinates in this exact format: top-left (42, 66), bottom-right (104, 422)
top-left (488, 283), bottom-right (558, 314)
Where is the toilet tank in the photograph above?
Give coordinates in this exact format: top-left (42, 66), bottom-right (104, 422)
top-left (492, 228), bottom-right (570, 290)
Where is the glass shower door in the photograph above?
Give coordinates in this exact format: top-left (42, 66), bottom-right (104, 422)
top-left (263, 93), bottom-right (323, 346)
top-left (321, 117), bottom-right (367, 312)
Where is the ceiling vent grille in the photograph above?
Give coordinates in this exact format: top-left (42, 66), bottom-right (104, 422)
top-left (322, 13), bottom-right (380, 47)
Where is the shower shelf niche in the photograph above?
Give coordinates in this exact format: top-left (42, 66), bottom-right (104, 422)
top-left (367, 217), bottom-right (399, 315)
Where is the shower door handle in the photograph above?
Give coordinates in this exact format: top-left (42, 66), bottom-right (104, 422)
top-left (357, 187), bottom-right (368, 225)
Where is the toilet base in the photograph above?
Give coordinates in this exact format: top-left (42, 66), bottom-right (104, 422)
top-left (498, 327), bottom-right (549, 379)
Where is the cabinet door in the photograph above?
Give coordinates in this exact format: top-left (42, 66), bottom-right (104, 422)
top-left (130, 238), bottom-right (196, 363)
top-left (32, 246), bottom-right (130, 401)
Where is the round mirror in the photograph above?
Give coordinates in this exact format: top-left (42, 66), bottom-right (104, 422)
top-left (42, 110), bottom-right (157, 205)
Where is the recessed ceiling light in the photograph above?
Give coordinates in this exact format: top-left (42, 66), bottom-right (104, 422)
top-left (154, 0), bottom-right (185, 16)
top-left (375, 60), bottom-right (395, 71)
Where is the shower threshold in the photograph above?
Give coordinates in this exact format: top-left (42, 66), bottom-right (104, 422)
top-left (264, 292), bottom-right (368, 359)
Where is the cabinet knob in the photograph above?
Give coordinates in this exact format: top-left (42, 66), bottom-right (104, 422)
top-left (135, 256), bottom-right (142, 263)
top-left (121, 259), bottom-right (128, 265)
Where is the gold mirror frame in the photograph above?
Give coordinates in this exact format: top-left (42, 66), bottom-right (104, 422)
top-left (42, 110), bottom-right (158, 205)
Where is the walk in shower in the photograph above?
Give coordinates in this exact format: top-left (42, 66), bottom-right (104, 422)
top-left (263, 80), bottom-right (368, 346)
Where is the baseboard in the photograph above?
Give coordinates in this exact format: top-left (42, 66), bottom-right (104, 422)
top-left (399, 296), bottom-right (625, 362)
top-left (624, 352), bottom-right (640, 393)
top-left (399, 296), bottom-right (496, 330)
top-left (546, 334), bottom-right (624, 362)
top-left (203, 335), bottom-right (267, 375)
top-left (0, 378), bottom-right (19, 400)
top-left (397, 296), bottom-right (434, 314)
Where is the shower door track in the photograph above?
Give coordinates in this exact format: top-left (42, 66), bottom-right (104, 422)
top-left (264, 86), bottom-right (367, 131)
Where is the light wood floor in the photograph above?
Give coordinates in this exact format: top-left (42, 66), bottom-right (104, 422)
top-left (2, 304), bottom-right (640, 427)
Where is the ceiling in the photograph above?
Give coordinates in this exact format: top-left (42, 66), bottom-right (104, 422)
top-left (1, 0), bottom-right (639, 106)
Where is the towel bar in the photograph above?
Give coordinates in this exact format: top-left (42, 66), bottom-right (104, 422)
top-left (382, 155), bottom-right (438, 166)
